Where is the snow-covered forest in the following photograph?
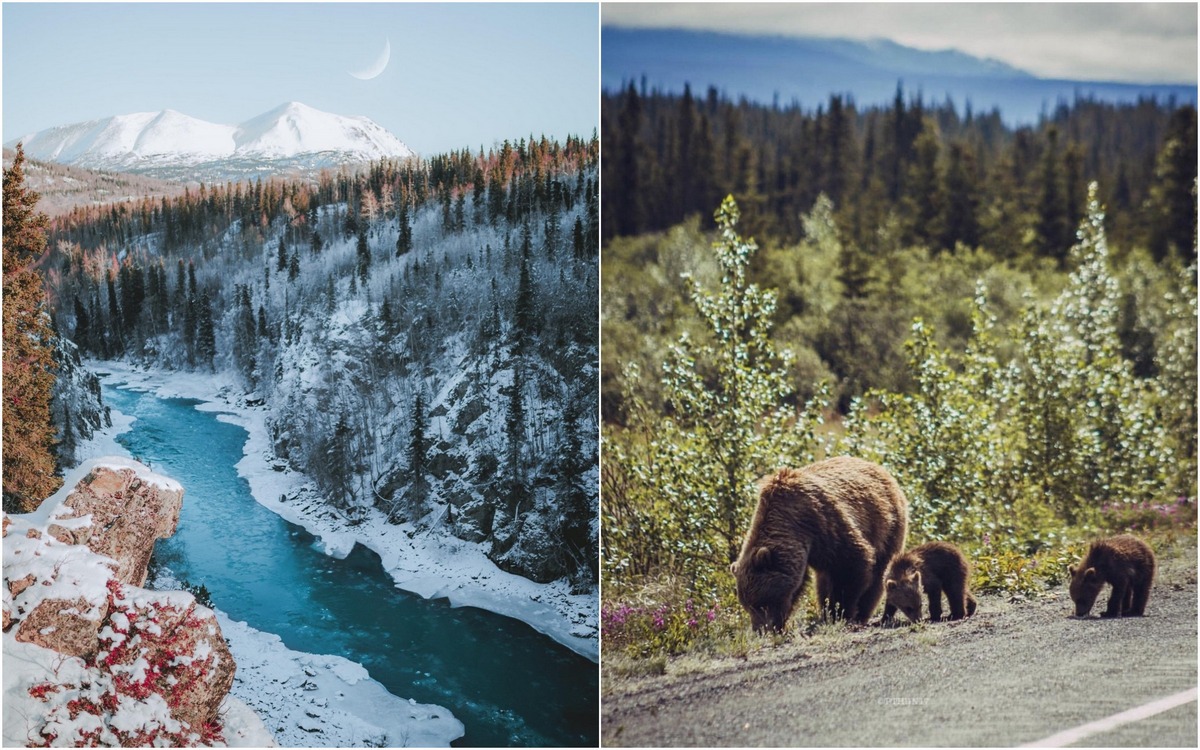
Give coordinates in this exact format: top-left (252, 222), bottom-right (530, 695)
top-left (46, 135), bottom-right (599, 589)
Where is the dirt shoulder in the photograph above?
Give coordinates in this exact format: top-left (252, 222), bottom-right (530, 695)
top-left (602, 541), bottom-right (1197, 747)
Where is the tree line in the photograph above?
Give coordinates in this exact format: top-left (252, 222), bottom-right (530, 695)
top-left (602, 84), bottom-right (1196, 266)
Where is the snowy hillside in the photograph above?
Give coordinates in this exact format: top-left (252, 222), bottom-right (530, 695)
top-left (47, 136), bottom-right (599, 594)
top-left (7, 102), bottom-right (415, 182)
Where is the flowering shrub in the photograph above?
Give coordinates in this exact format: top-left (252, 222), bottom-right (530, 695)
top-left (602, 576), bottom-right (739, 658)
top-left (1101, 496), bottom-right (1197, 533)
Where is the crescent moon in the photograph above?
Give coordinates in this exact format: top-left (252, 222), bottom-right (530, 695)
top-left (349, 38), bottom-right (390, 80)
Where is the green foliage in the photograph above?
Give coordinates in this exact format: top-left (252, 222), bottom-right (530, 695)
top-left (602, 197), bottom-right (825, 591)
top-left (841, 185), bottom-right (1187, 551)
top-left (840, 294), bottom-right (1020, 544)
top-left (970, 537), bottom-right (1087, 597)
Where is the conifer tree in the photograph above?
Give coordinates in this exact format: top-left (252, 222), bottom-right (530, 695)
top-left (3, 145), bottom-right (63, 511)
top-left (396, 202), bottom-right (412, 256)
top-left (356, 228), bottom-right (371, 286)
top-left (196, 294), bottom-right (217, 371)
top-left (408, 389), bottom-right (430, 518)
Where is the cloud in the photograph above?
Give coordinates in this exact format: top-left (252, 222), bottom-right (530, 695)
top-left (602, 2), bottom-right (1198, 83)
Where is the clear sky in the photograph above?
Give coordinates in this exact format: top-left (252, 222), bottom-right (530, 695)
top-left (604, 2), bottom-right (1198, 85)
top-left (3, 2), bottom-right (600, 156)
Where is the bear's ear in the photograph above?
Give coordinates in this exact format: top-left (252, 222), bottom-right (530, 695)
top-left (752, 546), bottom-right (772, 569)
top-left (1068, 565), bottom-right (1076, 577)
top-left (885, 579), bottom-right (896, 590)
top-left (1083, 567), bottom-right (1097, 579)
top-left (729, 561), bottom-right (738, 575)
top-left (911, 571), bottom-right (922, 586)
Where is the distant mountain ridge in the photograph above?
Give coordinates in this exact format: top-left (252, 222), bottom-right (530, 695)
top-left (602, 27), bottom-right (1197, 121)
top-left (6, 102), bottom-right (415, 183)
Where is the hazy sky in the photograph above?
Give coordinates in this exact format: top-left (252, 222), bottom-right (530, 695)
top-left (3, 3), bottom-right (600, 155)
top-left (604, 2), bottom-right (1198, 84)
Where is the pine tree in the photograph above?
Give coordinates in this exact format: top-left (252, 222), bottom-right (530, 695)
top-left (196, 294), bottom-right (217, 371)
top-left (276, 238), bottom-right (288, 273)
top-left (504, 364), bottom-right (526, 514)
top-left (408, 389), bottom-right (430, 519)
top-left (1148, 106), bottom-right (1198, 262)
top-left (572, 216), bottom-right (585, 260)
top-left (513, 255), bottom-right (536, 348)
top-left (3, 145), bottom-right (63, 511)
top-left (1036, 127), bottom-right (1072, 265)
top-left (396, 202), bottom-right (412, 256)
top-left (356, 228), bottom-right (371, 286)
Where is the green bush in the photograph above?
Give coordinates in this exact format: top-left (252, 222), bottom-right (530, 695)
top-left (839, 184), bottom-right (1188, 551)
top-left (602, 196), bottom-right (825, 593)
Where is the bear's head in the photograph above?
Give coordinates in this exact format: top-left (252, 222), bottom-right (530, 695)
top-left (730, 546), bottom-right (798, 633)
top-left (884, 571), bottom-right (923, 622)
top-left (1067, 564), bottom-right (1102, 617)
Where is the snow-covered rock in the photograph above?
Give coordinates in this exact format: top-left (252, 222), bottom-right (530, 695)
top-left (45, 459), bottom-right (183, 587)
top-left (2, 460), bottom-right (265, 746)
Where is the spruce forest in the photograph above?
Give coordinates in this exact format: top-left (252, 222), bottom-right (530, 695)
top-left (601, 88), bottom-right (1197, 656)
top-left (43, 135), bottom-right (600, 588)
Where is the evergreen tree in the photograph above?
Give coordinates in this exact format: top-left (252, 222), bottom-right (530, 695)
top-left (504, 364), bottom-right (526, 514)
top-left (514, 255), bottom-right (536, 348)
top-left (105, 270), bottom-right (124, 355)
top-left (1036, 127), bottom-right (1072, 265)
top-left (196, 294), bottom-right (217, 371)
top-left (3, 145), bottom-right (63, 511)
top-left (184, 262), bottom-right (198, 365)
top-left (396, 202), bottom-right (412, 256)
top-left (276, 238), bottom-right (288, 273)
top-left (408, 389), bottom-right (430, 519)
top-left (940, 141), bottom-right (982, 250)
top-left (1148, 106), bottom-right (1198, 262)
top-left (572, 216), bottom-right (585, 260)
top-left (356, 227), bottom-right (371, 285)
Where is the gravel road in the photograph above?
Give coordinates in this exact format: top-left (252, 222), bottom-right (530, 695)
top-left (602, 543), bottom-right (1197, 747)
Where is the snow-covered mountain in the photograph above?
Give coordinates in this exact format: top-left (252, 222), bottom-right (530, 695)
top-left (7, 102), bottom-right (415, 183)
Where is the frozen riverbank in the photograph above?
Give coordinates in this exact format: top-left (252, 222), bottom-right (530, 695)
top-left (89, 359), bottom-right (598, 662)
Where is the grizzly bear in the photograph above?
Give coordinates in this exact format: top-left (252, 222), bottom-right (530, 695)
top-left (883, 541), bottom-right (978, 623)
top-left (730, 456), bottom-right (908, 632)
top-left (1068, 534), bottom-right (1156, 617)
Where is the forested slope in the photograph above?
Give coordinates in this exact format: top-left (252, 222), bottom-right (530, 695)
top-left (46, 136), bottom-right (599, 588)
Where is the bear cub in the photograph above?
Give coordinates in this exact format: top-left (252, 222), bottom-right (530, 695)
top-left (1068, 534), bottom-right (1155, 618)
top-left (883, 541), bottom-right (977, 623)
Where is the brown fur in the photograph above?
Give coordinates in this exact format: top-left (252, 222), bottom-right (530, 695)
top-left (1068, 535), bottom-right (1156, 617)
top-left (884, 541), bottom-right (978, 623)
top-left (730, 456), bottom-right (908, 631)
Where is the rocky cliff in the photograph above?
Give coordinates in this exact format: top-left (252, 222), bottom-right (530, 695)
top-left (2, 458), bottom-right (271, 747)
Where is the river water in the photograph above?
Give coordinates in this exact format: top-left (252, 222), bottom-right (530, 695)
top-left (102, 383), bottom-right (598, 747)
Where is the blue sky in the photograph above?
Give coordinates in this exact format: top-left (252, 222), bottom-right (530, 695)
top-left (3, 2), bottom-right (600, 155)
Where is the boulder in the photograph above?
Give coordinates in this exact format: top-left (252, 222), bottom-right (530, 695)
top-left (3, 458), bottom-right (244, 744)
top-left (48, 464), bottom-right (183, 587)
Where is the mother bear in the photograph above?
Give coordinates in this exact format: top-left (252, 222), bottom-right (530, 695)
top-left (730, 456), bottom-right (908, 631)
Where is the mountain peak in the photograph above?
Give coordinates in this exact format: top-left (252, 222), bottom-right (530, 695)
top-left (6, 103), bottom-right (415, 182)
